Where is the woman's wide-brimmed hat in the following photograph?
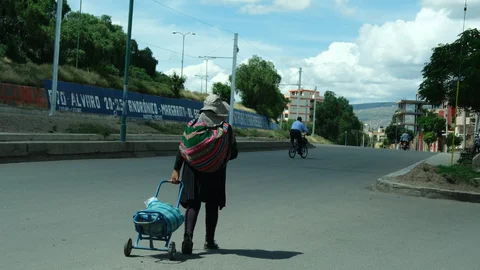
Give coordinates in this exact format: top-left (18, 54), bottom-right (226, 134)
top-left (200, 94), bottom-right (230, 117)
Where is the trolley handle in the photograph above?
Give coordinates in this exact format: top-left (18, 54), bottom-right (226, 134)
top-left (154, 180), bottom-right (184, 209)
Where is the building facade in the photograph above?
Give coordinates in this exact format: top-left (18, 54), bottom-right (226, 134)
top-left (283, 88), bottom-right (324, 122)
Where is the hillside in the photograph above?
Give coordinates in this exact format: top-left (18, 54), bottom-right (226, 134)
top-left (351, 102), bottom-right (396, 110)
top-left (353, 102), bottom-right (397, 129)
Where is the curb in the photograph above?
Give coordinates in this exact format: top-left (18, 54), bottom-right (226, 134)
top-left (0, 141), bottom-right (315, 164)
top-left (374, 153), bottom-right (480, 203)
top-left (375, 177), bottom-right (480, 203)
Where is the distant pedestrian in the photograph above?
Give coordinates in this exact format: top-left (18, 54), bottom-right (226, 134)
top-left (170, 94), bottom-right (238, 254)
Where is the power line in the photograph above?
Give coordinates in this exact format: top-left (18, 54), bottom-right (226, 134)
top-left (136, 40), bottom-right (198, 59)
top-left (238, 35), bottom-right (295, 69)
top-left (150, 0), bottom-right (234, 34)
top-left (150, 0), bottom-right (290, 69)
top-left (204, 39), bottom-right (233, 57)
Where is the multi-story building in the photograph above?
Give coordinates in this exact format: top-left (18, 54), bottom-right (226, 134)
top-left (283, 88), bottom-right (324, 122)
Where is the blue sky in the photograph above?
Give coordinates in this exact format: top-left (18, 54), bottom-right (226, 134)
top-left (66, 0), bottom-right (480, 104)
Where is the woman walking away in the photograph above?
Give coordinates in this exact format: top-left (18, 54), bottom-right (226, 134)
top-left (170, 94), bottom-right (238, 255)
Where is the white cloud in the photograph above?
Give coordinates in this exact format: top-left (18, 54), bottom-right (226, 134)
top-left (422, 0), bottom-right (480, 19)
top-left (224, 0), bottom-right (312, 14)
top-left (278, 6), bottom-right (480, 104)
top-left (335, 0), bottom-right (356, 16)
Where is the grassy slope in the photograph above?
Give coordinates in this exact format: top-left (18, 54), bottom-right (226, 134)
top-left (0, 59), bottom-right (255, 113)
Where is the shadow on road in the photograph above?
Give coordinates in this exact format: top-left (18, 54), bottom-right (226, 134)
top-left (151, 248), bottom-right (303, 264)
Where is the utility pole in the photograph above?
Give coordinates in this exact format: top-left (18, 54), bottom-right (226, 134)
top-left (75, 0), bottom-right (82, 69)
top-left (305, 96), bottom-right (309, 122)
top-left (228, 33), bottom-right (239, 125)
top-left (462, 108), bottom-right (467, 149)
top-left (49, 0), bottom-right (64, 116)
top-left (195, 74), bottom-right (207, 93)
top-left (295, 67), bottom-right (302, 118)
top-left (198, 57), bottom-right (212, 92)
top-left (120, 0), bottom-right (134, 142)
top-left (312, 86), bottom-right (317, 136)
top-left (198, 55), bottom-right (232, 93)
top-left (445, 103), bottom-right (448, 153)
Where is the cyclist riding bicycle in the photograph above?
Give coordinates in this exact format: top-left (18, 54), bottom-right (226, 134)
top-left (290, 117), bottom-right (309, 154)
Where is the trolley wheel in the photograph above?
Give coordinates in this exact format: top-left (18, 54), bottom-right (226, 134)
top-left (124, 238), bottom-right (133, 257)
top-left (288, 145), bottom-right (296, 158)
top-left (168, 242), bottom-right (177, 261)
top-left (301, 145), bottom-right (308, 158)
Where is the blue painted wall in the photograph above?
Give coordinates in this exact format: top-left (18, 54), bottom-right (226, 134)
top-left (43, 80), bottom-right (279, 130)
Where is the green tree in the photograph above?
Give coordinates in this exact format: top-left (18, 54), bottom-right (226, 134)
top-left (314, 91), bottom-right (362, 145)
top-left (423, 132), bottom-right (437, 148)
top-left (233, 55), bottom-right (287, 120)
top-left (0, 3), bottom-right (160, 83)
top-left (212, 82), bottom-right (231, 104)
top-left (170, 72), bottom-right (185, 98)
top-left (154, 72), bottom-right (172, 84)
top-left (418, 28), bottom-right (480, 112)
top-left (418, 111), bottom-right (446, 136)
top-left (445, 133), bottom-right (463, 150)
top-left (0, 0), bottom-right (71, 63)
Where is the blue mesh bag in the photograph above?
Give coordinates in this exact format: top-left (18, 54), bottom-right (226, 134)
top-left (133, 200), bottom-right (184, 237)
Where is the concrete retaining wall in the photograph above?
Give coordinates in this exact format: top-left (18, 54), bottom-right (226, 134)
top-left (0, 132), bottom-right (288, 142)
top-left (0, 83), bottom-right (48, 108)
top-left (0, 140), bottom-right (307, 164)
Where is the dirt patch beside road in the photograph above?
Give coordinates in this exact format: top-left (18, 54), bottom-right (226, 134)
top-left (394, 163), bottom-right (480, 193)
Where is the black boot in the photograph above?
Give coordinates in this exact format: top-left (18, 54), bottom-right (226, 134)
top-left (182, 233), bottom-right (193, 254)
top-left (204, 236), bottom-right (219, 250)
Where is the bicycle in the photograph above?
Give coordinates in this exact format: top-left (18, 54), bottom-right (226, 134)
top-left (288, 133), bottom-right (308, 159)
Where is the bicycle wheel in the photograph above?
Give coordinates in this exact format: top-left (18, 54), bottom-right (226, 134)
top-left (300, 144), bottom-right (308, 158)
top-left (289, 144), bottom-right (297, 158)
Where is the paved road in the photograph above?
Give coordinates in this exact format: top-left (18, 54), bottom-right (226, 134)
top-left (1, 146), bottom-right (480, 270)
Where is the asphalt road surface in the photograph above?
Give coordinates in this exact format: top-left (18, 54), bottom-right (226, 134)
top-left (1, 145), bottom-right (480, 270)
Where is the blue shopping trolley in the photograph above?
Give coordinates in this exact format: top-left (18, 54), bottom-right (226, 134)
top-left (124, 180), bottom-right (184, 261)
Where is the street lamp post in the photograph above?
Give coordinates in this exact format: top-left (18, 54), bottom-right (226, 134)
top-left (75, 0), bottom-right (82, 69)
top-left (119, 0), bottom-right (135, 142)
top-left (195, 74), bottom-right (208, 93)
top-left (173, 31), bottom-right (195, 78)
top-left (49, 0), bottom-right (64, 117)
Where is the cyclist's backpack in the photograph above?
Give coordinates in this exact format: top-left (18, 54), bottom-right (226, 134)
top-left (179, 119), bottom-right (231, 173)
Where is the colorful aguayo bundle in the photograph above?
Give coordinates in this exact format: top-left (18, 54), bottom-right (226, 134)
top-left (179, 119), bottom-right (230, 173)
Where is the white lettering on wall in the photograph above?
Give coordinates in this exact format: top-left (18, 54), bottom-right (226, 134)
top-left (160, 104), bottom-right (187, 118)
top-left (47, 89), bottom-right (67, 106)
top-left (127, 100), bottom-right (159, 114)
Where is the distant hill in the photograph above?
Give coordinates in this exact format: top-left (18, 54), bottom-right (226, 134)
top-left (352, 102), bottom-right (397, 129)
top-left (351, 102), bottom-right (397, 110)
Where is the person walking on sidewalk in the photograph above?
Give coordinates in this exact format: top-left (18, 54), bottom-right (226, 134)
top-left (170, 94), bottom-right (238, 254)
